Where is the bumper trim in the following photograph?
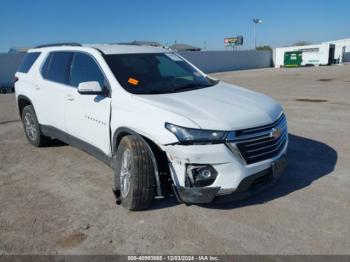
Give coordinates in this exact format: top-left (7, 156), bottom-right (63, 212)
top-left (173, 185), bottom-right (220, 204)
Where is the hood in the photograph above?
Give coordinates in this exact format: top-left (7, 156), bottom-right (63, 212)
top-left (134, 82), bottom-right (283, 131)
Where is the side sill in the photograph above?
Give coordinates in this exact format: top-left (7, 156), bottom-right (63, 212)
top-left (40, 125), bottom-right (113, 168)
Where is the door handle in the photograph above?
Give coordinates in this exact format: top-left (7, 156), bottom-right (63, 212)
top-left (34, 84), bottom-right (40, 90)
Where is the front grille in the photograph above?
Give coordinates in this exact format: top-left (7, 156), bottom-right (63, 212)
top-left (229, 114), bottom-right (288, 165)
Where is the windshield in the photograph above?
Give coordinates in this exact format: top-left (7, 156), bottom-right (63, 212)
top-left (104, 53), bottom-right (218, 94)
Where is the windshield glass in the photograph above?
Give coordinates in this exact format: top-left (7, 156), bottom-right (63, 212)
top-left (104, 53), bottom-right (218, 94)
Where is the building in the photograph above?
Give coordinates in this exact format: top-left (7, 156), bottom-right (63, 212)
top-left (169, 43), bottom-right (201, 51)
top-left (274, 44), bottom-right (334, 68)
top-left (322, 38), bottom-right (350, 63)
top-left (8, 47), bottom-right (31, 53)
top-left (274, 38), bottom-right (350, 68)
top-left (117, 40), bottom-right (163, 47)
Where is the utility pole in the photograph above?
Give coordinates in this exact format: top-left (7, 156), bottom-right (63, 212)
top-left (253, 18), bottom-right (262, 49)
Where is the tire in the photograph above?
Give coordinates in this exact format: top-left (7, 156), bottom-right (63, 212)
top-left (22, 105), bottom-right (50, 147)
top-left (114, 135), bottom-right (155, 210)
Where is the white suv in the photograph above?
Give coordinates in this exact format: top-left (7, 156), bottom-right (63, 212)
top-left (15, 43), bottom-right (288, 210)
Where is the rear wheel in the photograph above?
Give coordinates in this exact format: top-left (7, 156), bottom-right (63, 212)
top-left (22, 105), bottom-right (50, 147)
top-left (114, 135), bottom-right (155, 210)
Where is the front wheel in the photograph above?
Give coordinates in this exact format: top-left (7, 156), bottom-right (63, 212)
top-left (114, 135), bottom-right (155, 210)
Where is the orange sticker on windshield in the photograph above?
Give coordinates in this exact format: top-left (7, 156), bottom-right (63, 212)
top-left (128, 77), bottom-right (139, 86)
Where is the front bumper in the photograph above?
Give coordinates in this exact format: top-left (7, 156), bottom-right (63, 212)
top-left (163, 140), bottom-right (288, 204)
top-left (173, 155), bottom-right (287, 204)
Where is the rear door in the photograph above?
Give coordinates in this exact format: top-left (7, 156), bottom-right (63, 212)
top-left (39, 51), bottom-right (73, 131)
top-left (64, 52), bottom-right (111, 155)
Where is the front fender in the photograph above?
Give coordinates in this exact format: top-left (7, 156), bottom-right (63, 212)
top-left (111, 127), bottom-right (163, 197)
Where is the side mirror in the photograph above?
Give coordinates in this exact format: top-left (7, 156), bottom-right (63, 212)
top-left (77, 81), bottom-right (105, 95)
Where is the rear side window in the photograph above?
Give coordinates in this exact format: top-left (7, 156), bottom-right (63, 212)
top-left (18, 52), bottom-right (41, 73)
top-left (69, 53), bottom-right (107, 88)
top-left (43, 52), bottom-right (73, 84)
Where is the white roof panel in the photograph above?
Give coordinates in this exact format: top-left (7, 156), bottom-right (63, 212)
top-left (85, 44), bottom-right (168, 54)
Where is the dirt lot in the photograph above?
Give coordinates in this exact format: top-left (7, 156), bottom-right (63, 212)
top-left (1, 65), bottom-right (350, 255)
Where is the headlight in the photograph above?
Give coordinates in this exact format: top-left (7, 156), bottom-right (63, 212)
top-left (165, 123), bottom-right (227, 144)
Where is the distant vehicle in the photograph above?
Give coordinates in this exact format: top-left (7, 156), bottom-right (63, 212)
top-left (15, 43), bottom-right (288, 210)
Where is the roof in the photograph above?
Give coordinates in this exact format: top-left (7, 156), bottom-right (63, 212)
top-left (275, 43), bottom-right (330, 51)
top-left (30, 44), bottom-right (168, 55)
top-left (322, 38), bottom-right (350, 44)
top-left (169, 43), bottom-right (201, 51)
top-left (8, 47), bottom-right (31, 53)
top-left (88, 44), bottom-right (167, 54)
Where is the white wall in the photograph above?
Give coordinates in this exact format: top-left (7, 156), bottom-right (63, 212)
top-left (178, 50), bottom-right (273, 73)
top-left (0, 50), bottom-right (273, 87)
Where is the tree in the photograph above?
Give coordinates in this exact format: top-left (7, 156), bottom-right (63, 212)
top-left (256, 45), bottom-right (272, 51)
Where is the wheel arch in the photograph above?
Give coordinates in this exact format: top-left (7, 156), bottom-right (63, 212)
top-left (17, 95), bottom-right (34, 119)
top-left (112, 127), bottom-right (170, 197)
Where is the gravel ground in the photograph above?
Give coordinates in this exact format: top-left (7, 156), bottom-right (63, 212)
top-left (0, 65), bottom-right (349, 255)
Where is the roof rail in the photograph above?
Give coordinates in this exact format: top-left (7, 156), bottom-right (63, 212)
top-left (35, 43), bottom-right (82, 48)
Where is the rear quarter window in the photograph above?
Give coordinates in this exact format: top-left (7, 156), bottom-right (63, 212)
top-left (17, 52), bottom-right (41, 73)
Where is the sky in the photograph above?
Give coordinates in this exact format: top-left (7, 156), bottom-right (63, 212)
top-left (0, 0), bottom-right (349, 52)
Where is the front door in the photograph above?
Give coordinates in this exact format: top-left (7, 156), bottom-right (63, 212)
top-left (64, 52), bottom-right (111, 155)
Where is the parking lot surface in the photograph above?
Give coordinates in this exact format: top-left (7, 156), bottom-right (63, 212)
top-left (0, 65), bottom-right (349, 254)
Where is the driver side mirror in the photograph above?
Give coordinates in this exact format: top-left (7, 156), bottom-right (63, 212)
top-left (77, 81), bottom-right (106, 95)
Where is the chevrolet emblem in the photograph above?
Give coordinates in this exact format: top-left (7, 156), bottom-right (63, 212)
top-left (270, 127), bottom-right (282, 139)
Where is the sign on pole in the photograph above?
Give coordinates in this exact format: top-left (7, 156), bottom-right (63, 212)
top-left (224, 36), bottom-right (244, 47)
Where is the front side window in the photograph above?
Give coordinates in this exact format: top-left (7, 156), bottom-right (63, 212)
top-left (44, 52), bottom-right (73, 84)
top-left (18, 52), bottom-right (41, 73)
top-left (104, 53), bottom-right (218, 94)
top-left (69, 53), bottom-right (107, 88)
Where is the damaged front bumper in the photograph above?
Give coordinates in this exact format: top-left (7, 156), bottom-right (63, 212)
top-left (173, 157), bottom-right (286, 204)
top-left (163, 140), bottom-right (288, 204)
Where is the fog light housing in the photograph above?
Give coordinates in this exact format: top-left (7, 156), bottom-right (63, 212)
top-left (185, 165), bottom-right (218, 187)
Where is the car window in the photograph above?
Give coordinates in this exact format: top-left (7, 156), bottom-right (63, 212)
top-left (69, 53), bottom-right (106, 88)
top-left (18, 52), bottom-right (41, 73)
top-left (45, 52), bottom-right (73, 84)
top-left (41, 53), bottom-right (52, 78)
top-left (157, 56), bottom-right (192, 80)
top-left (104, 53), bottom-right (217, 94)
